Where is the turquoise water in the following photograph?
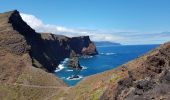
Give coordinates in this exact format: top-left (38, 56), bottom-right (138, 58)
top-left (54, 44), bottom-right (159, 86)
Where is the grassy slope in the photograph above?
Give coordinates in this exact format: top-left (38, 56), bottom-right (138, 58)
top-left (0, 11), bottom-right (68, 100)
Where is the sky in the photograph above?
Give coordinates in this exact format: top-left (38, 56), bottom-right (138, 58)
top-left (0, 0), bottom-right (170, 45)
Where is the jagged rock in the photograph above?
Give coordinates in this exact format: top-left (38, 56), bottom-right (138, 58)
top-left (0, 10), bottom-right (98, 72)
top-left (100, 42), bottom-right (170, 100)
top-left (69, 36), bottom-right (98, 56)
top-left (0, 10), bottom-right (98, 99)
top-left (0, 10), bottom-right (68, 100)
top-left (67, 57), bottom-right (82, 69)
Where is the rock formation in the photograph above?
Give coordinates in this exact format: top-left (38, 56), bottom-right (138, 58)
top-left (0, 10), bottom-right (98, 72)
top-left (69, 36), bottom-right (98, 56)
top-left (0, 10), bottom-right (68, 100)
top-left (0, 10), bottom-right (97, 100)
top-left (67, 57), bottom-right (82, 69)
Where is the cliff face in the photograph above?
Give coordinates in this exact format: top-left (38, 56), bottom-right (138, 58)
top-left (38, 33), bottom-right (98, 71)
top-left (0, 10), bottom-right (68, 100)
top-left (107, 42), bottom-right (170, 100)
top-left (0, 10), bottom-right (98, 72)
top-left (0, 10), bottom-right (98, 99)
top-left (69, 36), bottom-right (98, 55)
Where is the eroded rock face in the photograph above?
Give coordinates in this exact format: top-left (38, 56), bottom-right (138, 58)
top-left (67, 57), bottom-right (82, 69)
top-left (39, 33), bottom-right (98, 71)
top-left (100, 42), bottom-right (170, 100)
top-left (0, 10), bottom-right (98, 72)
top-left (0, 10), bottom-right (98, 100)
top-left (69, 36), bottom-right (98, 56)
top-left (0, 10), bottom-right (67, 87)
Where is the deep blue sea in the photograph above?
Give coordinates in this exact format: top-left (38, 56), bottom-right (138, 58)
top-left (54, 44), bottom-right (159, 86)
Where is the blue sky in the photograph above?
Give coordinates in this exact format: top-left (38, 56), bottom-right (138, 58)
top-left (0, 0), bottom-right (170, 44)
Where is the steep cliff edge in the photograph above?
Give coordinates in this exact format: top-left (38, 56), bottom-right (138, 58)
top-left (0, 10), bottom-right (97, 100)
top-left (0, 10), bottom-right (98, 72)
top-left (0, 10), bottom-right (68, 100)
top-left (69, 36), bottom-right (98, 55)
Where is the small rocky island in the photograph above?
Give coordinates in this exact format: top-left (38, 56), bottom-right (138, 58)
top-left (67, 57), bottom-right (82, 69)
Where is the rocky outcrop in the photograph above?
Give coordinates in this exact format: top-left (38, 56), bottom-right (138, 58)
top-left (67, 57), bottom-right (82, 69)
top-left (108, 42), bottom-right (170, 100)
top-left (39, 33), bottom-right (98, 71)
top-left (0, 10), bottom-right (98, 72)
top-left (69, 36), bottom-right (98, 56)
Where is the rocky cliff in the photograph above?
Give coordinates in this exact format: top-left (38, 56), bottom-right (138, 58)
top-left (0, 10), bottom-right (69, 100)
top-left (69, 36), bottom-right (98, 55)
top-left (0, 10), bottom-right (98, 72)
top-left (0, 10), bottom-right (97, 99)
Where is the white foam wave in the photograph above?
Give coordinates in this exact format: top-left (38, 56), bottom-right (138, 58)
top-left (82, 66), bottom-right (87, 70)
top-left (80, 56), bottom-right (93, 59)
top-left (66, 75), bottom-right (83, 80)
top-left (66, 69), bottom-right (74, 72)
top-left (100, 53), bottom-right (105, 55)
top-left (105, 53), bottom-right (116, 55)
top-left (54, 64), bottom-right (65, 72)
top-left (55, 58), bottom-right (69, 72)
top-left (62, 58), bottom-right (69, 64)
top-left (100, 52), bottom-right (116, 55)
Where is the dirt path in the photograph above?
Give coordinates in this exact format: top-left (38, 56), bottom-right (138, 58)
top-left (11, 83), bottom-right (70, 100)
top-left (14, 83), bottom-right (65, 89)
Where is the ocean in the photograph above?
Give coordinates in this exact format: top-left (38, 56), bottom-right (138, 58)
top-left (54, 44), bottom-right (159, 86)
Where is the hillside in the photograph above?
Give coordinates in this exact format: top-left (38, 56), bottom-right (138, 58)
top-left (61, 42), bottom-right (170, 100)
top-left (0, 10), bottom-right (68, 100)
top-left (0, 10), bottom-right (97, 100)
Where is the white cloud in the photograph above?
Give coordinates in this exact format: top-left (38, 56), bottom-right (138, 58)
top-left (20, 13), bottom-right (170, 45)
top-left (21, 13), bottom-right (125, 42)
top-left (21, 13), bottom-right (43, 28)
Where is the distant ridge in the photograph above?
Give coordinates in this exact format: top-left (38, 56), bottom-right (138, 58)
top-left (94, 41), bottom-right (121, 46)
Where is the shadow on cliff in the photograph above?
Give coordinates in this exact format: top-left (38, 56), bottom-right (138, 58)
top-left (9, 10), bottom-right (70, 72)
